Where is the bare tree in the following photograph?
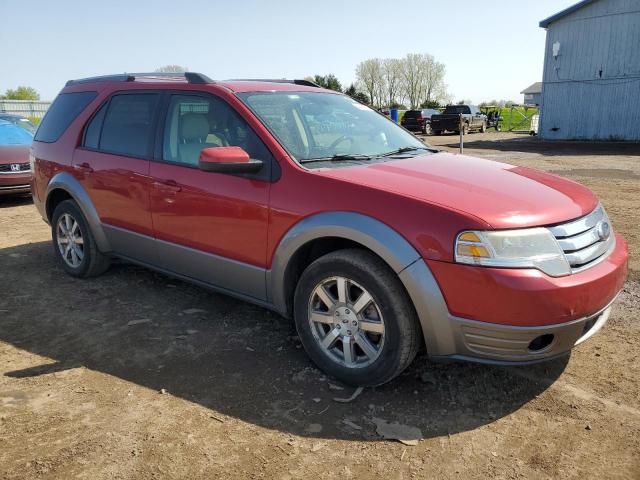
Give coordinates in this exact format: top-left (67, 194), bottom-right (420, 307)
top-left (422, 56), bottom-right (446, 105)
top-left (382, 58), bottom-right (403, 108)
top-left (356, 53), bottom-right (450, 109)
top-left (395, 53), bottom-right (449, 109)
top-left (355, 58), bottom-right (385, 108)
top-left (399, 53), bottom-right (429, 109)
top-left (155, 65), bottom-right (188, 73)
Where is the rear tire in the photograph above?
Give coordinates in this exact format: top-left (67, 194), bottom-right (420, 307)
top-left (293, 249), bottom-right (421, 386)
top-left (51, 199), bottom-right (110, 278)
top-left (480, 122), bottom-right (487, 133)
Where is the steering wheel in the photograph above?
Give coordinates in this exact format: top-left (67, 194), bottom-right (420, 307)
top-left (329, 135), bottom-right (354, 153)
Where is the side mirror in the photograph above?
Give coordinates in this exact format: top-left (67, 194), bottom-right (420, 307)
top-left (198, 146), bottom-right (263, 174)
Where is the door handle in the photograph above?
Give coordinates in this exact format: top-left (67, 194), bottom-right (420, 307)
top-left (154, 179), bottom-right (182, 193)
top-left (75, 162), bottom-right (94, 173)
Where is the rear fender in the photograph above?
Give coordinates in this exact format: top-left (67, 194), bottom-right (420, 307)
top-left (46, 172), bottom-right (111, 252)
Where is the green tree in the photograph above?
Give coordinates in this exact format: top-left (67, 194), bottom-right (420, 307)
top-left (1, 86), bottom-right (40, 100)
top-left (344, 83), bottom-right (369, 104)
top-left (309, 74), bottom-right (342, 92)
top-left (389, 101), bottom-right (407, 110)
top-left (420, 99), bottom-right (441, 109)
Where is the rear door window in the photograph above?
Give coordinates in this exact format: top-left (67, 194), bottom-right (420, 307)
top-left (96, 93), bottom-right (160, 158)
top-left (34, 91), bottom-right (97, 143)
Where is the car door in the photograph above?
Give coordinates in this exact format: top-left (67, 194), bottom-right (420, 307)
top-left (74, 92), bottom-right (161, 264)
top-left (149, 92), bottom-right (274, 300)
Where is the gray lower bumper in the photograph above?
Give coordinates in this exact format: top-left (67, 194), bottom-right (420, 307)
top-left (398, 259), bottom-right (614, 365)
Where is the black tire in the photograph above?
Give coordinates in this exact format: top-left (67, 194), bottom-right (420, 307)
top-left (480, 122), bottom-right (487, 133)
top-left (51, 199), bottom-right (110, 278)
top-left (462, 123), bottom-right (469, 135)
top-left (293, 249), bottom-right (421, 386)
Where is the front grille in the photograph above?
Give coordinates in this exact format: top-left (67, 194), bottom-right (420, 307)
top-left (0, 163), bottom-right (31, 173)
top-left (548, 205), bottom-right (615, 273)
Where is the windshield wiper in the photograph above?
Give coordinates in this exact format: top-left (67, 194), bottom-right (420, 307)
top-left (378, 146), bottom-right (437, 157)
top-left (300, 154), bottom-right (372, 164)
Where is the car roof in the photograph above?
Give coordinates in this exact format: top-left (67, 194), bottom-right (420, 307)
top-left (62, 73), bottom-right (335, 95)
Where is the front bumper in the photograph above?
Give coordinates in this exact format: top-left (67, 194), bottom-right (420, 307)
top-left (398, 235), bottom-right (627, 364)
top-left (0, 171), bottom-right (32, 195)
top-left (438, 299), bottom-right (613, 364)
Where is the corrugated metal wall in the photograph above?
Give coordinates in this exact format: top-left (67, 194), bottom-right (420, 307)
top-left (540, 0), bottom-right (640, 140)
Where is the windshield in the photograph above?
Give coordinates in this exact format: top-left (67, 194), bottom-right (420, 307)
top-left (0, 121), bottom-right (33, 145)
top-left (238, 92), bottom-right (429, 163)
top-left (444, 105), bottom-right (471, 115)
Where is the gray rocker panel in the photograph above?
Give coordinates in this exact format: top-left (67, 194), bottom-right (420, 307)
top-left (103, 224), bottom-right (267, 302)
top-left (45, 172), bottom-right (112, 253)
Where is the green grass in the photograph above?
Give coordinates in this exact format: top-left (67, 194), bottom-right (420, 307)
top-left (495, 106), bottom-right (538, 132)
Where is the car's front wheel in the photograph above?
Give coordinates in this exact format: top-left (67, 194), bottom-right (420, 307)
top-left (51, 199), bottom-right (110, 278)
top-left (294, 249), bottom-right (421, 386)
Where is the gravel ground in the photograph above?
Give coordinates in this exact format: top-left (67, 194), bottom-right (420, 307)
top-left (0, 132), bottom-right (638, 479)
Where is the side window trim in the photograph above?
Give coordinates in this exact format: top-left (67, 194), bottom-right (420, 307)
top-left (152, 90), bottom-right (280, 182)
top-left (79, 90), bottom-right (162, 160)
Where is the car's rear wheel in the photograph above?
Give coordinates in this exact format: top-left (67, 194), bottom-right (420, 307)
top-left (480, 121), bottom-right (487, 133)
top-left (462, 123), bottom-right (469, 135)
top-left (51, 199), bottom-right (110, 278)
top-left (294, 249), bottom-right (421, 386)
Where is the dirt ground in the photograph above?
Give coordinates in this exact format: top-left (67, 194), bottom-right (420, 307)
top-left (1, 132), bottom-right (638, 479)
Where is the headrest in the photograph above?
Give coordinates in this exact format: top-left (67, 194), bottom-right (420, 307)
top-left (180, 113), bottom-right (209, 141)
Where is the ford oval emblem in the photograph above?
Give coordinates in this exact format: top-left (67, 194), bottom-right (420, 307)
top-left (596, 221), bottom-right (611, 241)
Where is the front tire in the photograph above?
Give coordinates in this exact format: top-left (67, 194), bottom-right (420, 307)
top-left (294, 249), bottom-right (421, 386)
top-left (51, 199), bottom-right (110, 278)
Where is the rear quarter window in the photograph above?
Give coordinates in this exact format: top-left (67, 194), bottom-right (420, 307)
top-left (34, 91), bottom-right (97, 143)
top-left (97, 93), bottom-right (159, 158)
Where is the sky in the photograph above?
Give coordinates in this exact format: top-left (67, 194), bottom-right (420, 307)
top-left (0, 0), bottom-right (578, 103)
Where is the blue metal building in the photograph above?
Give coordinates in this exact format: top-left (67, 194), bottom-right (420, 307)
top-left (539, 0), bottom-right (640, 141)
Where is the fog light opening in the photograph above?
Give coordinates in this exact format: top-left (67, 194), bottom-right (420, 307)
top-left (528, 334), bottom-right (554, 352)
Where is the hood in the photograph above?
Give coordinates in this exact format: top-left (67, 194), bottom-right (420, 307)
top-left (317, 152), bottom-right (598, 229)
top-left (0, 145), bottom-right (30, 165)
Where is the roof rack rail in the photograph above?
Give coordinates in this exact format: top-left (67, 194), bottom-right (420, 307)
top-left (230, 79), bottom-right (322, 88)
top-left (65, 72), bottom-right (214, 87)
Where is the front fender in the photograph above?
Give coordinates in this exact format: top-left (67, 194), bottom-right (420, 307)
top-left (266, 212), bottom-right (450, 355)
top-left (46, 172), bottom-right (111, 252)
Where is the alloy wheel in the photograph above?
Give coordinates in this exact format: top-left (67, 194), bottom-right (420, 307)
top-left (56, 213), bottom-right (84, 268)
top-left (307, 276), bottom-right (385, 368)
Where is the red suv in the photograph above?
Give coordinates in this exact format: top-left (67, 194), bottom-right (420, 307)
top-left (31, 72), bottom-right (628, 386)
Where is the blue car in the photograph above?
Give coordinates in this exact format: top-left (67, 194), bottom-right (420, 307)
top-left (0, 113), bottom-right (37, 134)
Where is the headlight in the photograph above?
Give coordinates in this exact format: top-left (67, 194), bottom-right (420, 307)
top-left (455, 228), bottom-right (571, 277)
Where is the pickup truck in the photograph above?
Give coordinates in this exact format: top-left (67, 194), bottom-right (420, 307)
top-left (430, 105), bottom-right (487, 135)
